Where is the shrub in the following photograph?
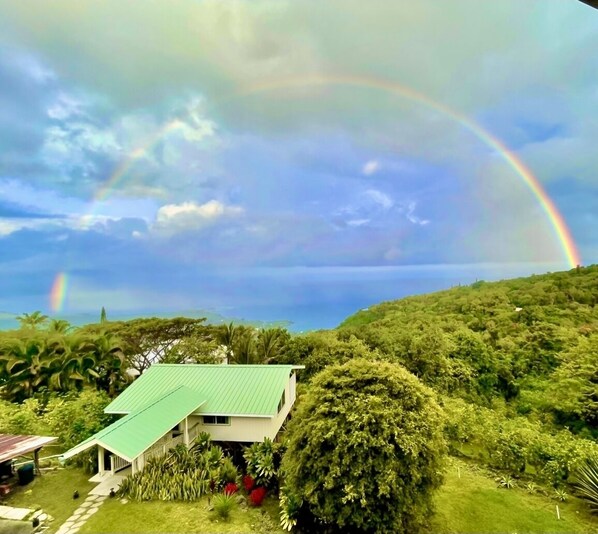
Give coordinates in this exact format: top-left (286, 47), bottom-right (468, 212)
top-left (219, 457), bottom-right (238, 485)
top-left (224, 482), bottom-right (238, 496)
top-left (574, 456), bottom-right (598, 512)
top-left (281, 359), bottom-right (446, 534)
top-left (212, 493), bottom-right (236, 520)
top-left (243, 475), bottom-right (255, 492)
top-left (244, 437), bottom-right (282, 489)
top-left (249, 487), bottom-right (267, 507)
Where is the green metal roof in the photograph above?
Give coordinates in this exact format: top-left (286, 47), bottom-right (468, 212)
top-left (106, 364), bottom-right (297, 417)
top-left (62, 386), bottom-right (204, 462)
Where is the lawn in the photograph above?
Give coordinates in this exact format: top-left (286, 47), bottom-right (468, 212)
top-left (5, 460), bottom-right (597, 533)
top-left (4, 467), bottom-right (95, 534)
top-left (80, 496), bottom-right (283, 533)
top-left (432, 458), bottom-right (598, 533)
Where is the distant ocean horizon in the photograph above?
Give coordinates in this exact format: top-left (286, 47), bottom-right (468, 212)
top-left (0, 262), bottom-right (569, 333)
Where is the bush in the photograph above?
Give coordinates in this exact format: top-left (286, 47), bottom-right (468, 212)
top-left (224, 482), bottom-right (238, 496)
top-left (281, 359), bottom-right (446, 533)
top-left (119, 444), bottom-right (236, 501)
top-left (574, 456), bottom-right (598, 512)
top-left (243, 475), bottom-right (255, 492)
top-left (212, 493), bottom-right (236, 520)
top-left (249, 487), bottom-right (267, 507)
top-left (244, 437), bottom-right (282, 490)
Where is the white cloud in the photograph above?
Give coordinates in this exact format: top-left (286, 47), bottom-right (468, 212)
top-left (346, 218), bottom-right (370, 227)
top-left (362, 159), bottom-right (380, 176)
top-left (153, 200), bottom-right (244, 235)
top-left (403, 201), bottom-right (429, 226)
top-left (365, 189), bottom-right (393, 210)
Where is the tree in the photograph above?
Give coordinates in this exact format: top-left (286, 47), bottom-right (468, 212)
top-left (17, 311), bottom-right (48, 330)
top-left (256, 328), bottom-right (290, 363)
top-left (281, 359), bottom-right (446, 533)
top-left (0, 335), bottom-right (51, 400)
top-left (100, 307), bottom-right (107, 324)
top-left (105, 317), bottom-right (206, 374)
top-left (47, 319), bottom-right (71, 334)
top-left (217, 322), bottom-right (238, 364)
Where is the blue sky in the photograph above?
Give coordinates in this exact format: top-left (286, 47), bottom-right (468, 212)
top-left (0, 0), bottom-right (596, 329)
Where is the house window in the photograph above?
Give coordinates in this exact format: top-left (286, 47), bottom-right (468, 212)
top-left (203, 415), bottom-right (230, 425)
top-left (277, 390), bottom-right (286, 413)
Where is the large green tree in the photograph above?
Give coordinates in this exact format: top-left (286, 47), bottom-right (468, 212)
top-left (281, 359), bottom-right (446, 533)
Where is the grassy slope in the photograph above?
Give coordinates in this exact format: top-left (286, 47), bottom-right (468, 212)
top-left (432, 459), bottom-right (598, 533)
top-left (5, 467), bottom-right (95, 534)
top-left (80, 496), bottom-right (282, 534)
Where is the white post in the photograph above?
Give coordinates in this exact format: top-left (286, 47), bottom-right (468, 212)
top-left (184, 417), bottom-right (189, 447)
top-left (98, 446), bottom-right (105, 475)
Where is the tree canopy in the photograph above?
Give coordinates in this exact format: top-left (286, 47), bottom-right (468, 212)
top-left (281, 359), bottom-right (446, 533)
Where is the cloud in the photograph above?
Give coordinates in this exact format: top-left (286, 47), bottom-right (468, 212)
top-left (365, 189), bottom-right (393, 210)
top-left (362, 160), bottom-right (380, 176)
top-left (403, 202), bottom-right (429, 226)
top-left (153, 200), bottom-right (244, 235)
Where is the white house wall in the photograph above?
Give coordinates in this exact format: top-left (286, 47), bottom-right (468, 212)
top-left (189, 371), bottom-right (298, 443)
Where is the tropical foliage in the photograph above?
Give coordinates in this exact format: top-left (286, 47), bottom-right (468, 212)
top-left (118, 442), bottom-right (238, 502)
top-left (281, 359), bottom-right (447, 533)
top-left (574, 456), bottom-right (598, 512)
top-left (0, 321), bottom-right (129, 401)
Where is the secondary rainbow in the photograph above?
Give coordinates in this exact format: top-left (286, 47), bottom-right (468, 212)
top-left (93, 119), bottom-right (184, 204)
top-left (49, 272), bottom-right (68, 313)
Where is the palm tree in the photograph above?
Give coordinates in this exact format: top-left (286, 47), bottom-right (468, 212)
top-left (256, 328), bottom-right (290, 363)
top-left (217, 322), bottom-right (238, 364)
top-left (232, 330), bottom-right (258, 364)
top-left (46, 334), bottom-right (98, 392)
top-left (91, 331), bottom-right (128, 396)
top-left (47, 319), bottom-right (71, 334)
top-left (0, 335), bottom-right (52, 400)
top-left (17, 311), bottom-right (49, 330)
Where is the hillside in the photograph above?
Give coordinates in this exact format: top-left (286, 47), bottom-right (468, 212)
top-left (336, 265), bottom-right (598, 437)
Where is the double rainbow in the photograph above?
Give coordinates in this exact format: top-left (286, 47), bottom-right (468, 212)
top-left (49, 74), bottom-right (581, 313)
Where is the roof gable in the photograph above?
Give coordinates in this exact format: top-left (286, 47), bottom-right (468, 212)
top-left (105, 364), bottom-right (298, 417)
top-left (62, 386), bottom-right (204, 461)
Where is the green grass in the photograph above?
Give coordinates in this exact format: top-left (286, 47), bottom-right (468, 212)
top-left (4, 467), bottom-right (95, 533)
top-left (79, 496), bottom-right (283, 533)
top-left (0, 519), bottom-right (31, 534)
top-left (7, 460), bottom-right (598, 533)
top-left (432, 458), bottom-right (598, 533)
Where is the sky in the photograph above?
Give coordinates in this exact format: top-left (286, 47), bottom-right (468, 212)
top-left (0, 0), bottom-right (597, 330)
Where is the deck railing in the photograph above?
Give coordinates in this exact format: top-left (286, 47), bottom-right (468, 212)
top-left (135, 423), bottom-right (204, 472)
top-left (110, 454), bottom-right (130, 474)
top-left (188, 422), bottom-right (202, 444)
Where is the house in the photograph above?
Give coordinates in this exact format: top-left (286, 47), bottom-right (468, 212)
top-left (60, 364), bottom-right (303, 479)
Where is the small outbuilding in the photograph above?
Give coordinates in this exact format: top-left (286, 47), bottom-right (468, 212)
top-left (0, 434), bottom-right (58, 492)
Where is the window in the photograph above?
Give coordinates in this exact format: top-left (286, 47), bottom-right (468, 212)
top-left (277, 390), bottom-right (286, 413)
top-left (203, 415), bottom-right (230, 425)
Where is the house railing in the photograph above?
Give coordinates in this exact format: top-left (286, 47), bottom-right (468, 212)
top-left (188, 422), bottom-right (202, 444)
top-left (109, 454), bottom-right (130, 474)
top-left (138, 422), bottom-right (203, 470)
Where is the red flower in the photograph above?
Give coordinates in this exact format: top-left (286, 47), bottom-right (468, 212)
top-left (242, 475), bottom-right (255, 492)
top-left (249, 486), bottom-right (267, 506)
top-left (224, 482), bottom-right (239, 496)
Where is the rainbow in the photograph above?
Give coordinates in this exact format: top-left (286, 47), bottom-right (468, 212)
top-left (82, 73), bottom-right (580, 268)
top-left (49, 272), bottom-right (68, 312)
top-left (233, 74), bottom-right (581, 268)
top-left (78, 119), bottom-right (187, 229)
